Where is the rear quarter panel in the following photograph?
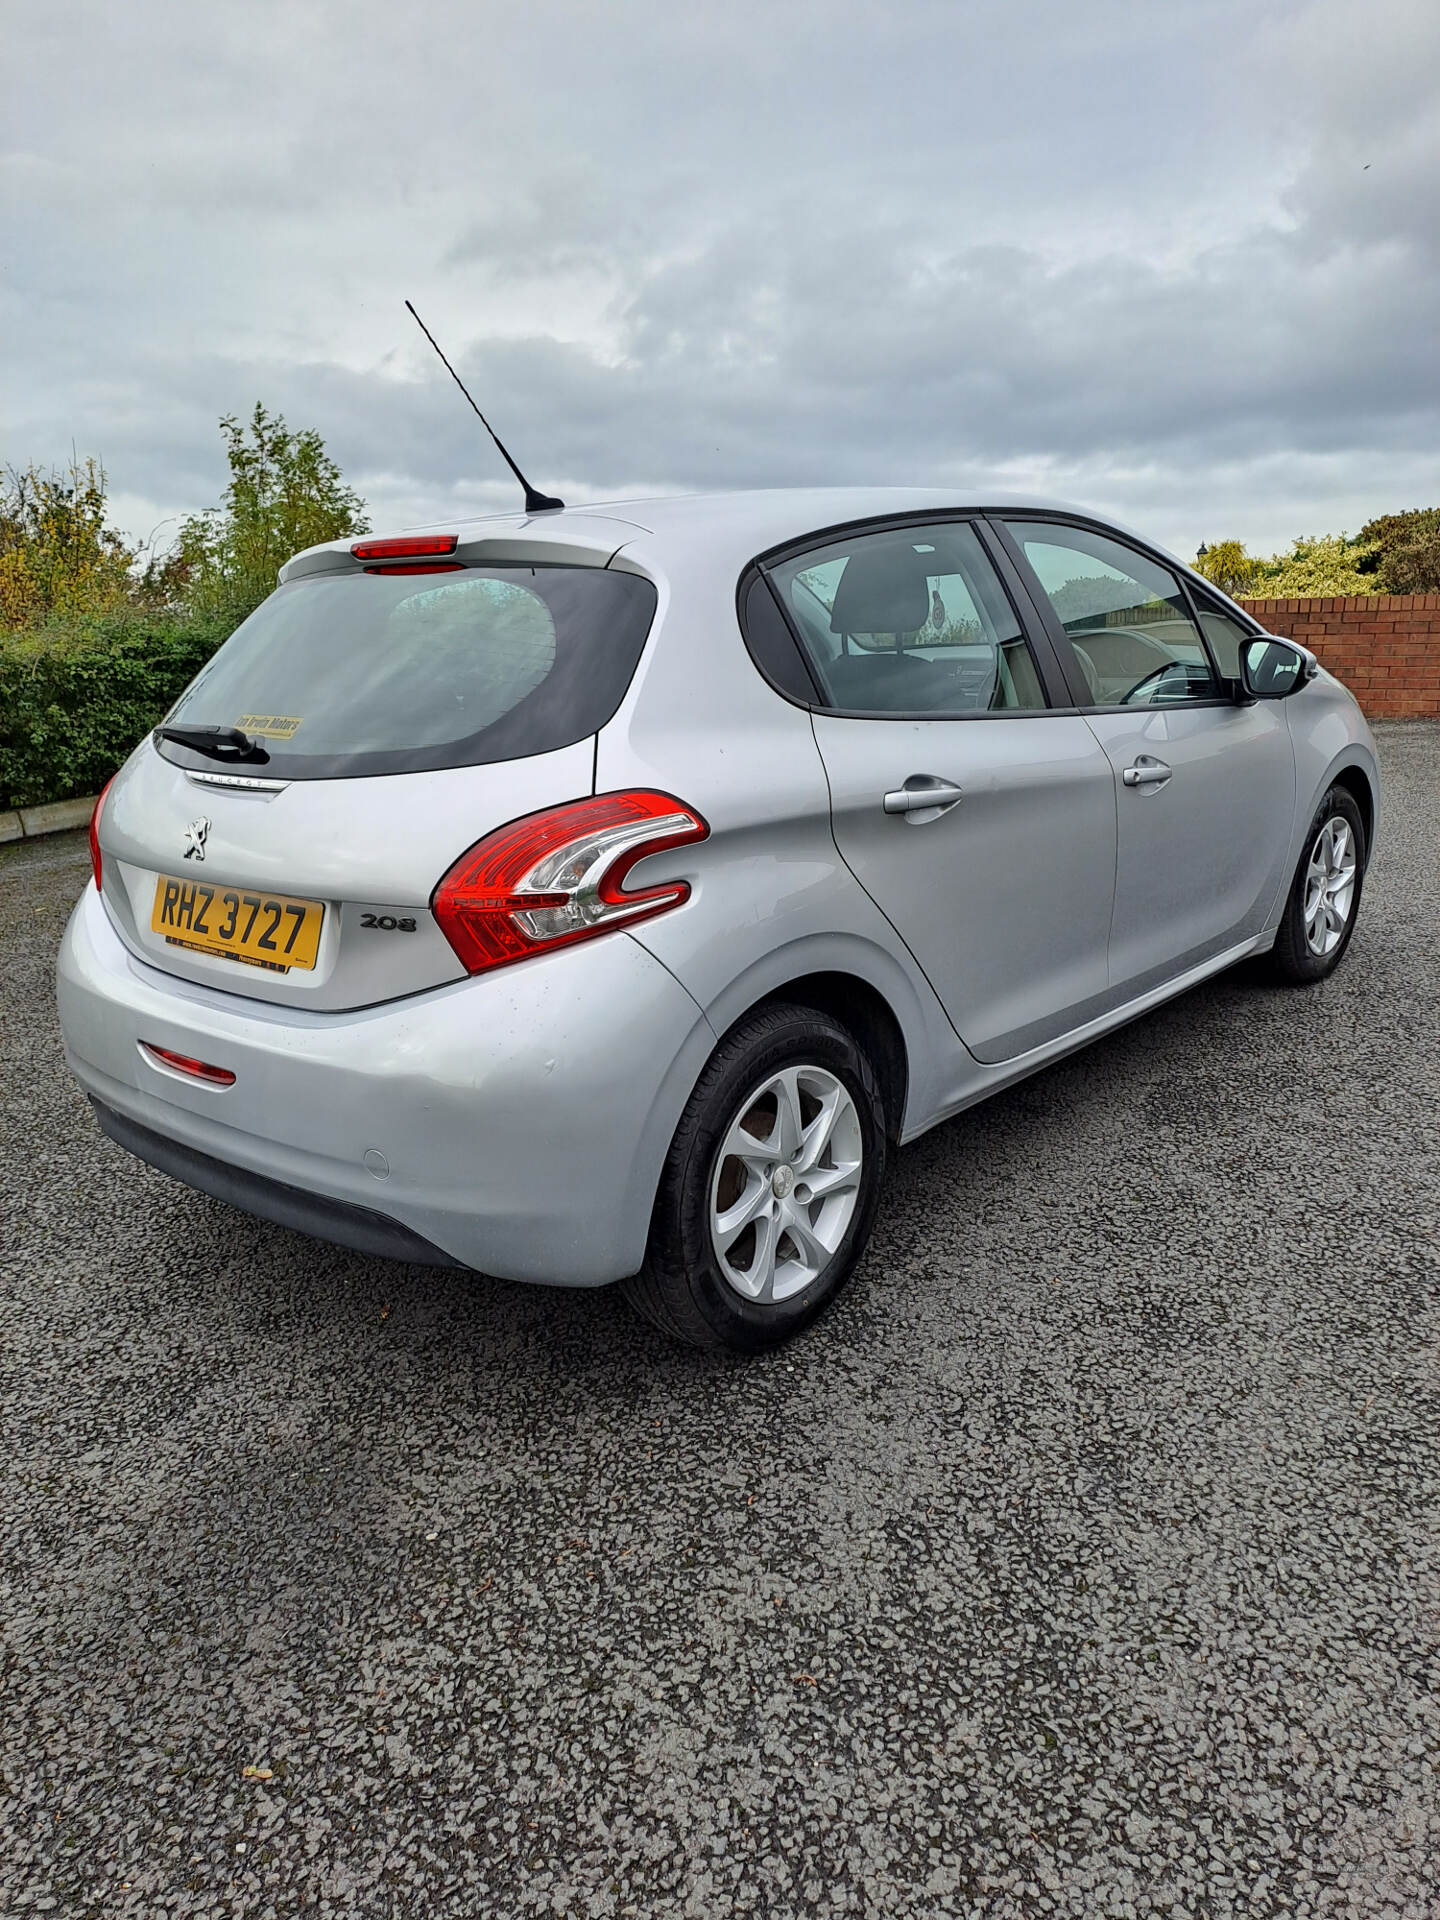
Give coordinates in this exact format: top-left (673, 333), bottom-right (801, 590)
top-left (596, 531), bottom-right (973, 1138)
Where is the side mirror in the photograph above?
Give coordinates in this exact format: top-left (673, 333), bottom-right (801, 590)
top-left (1239, 635), bottom-right (1318, 700)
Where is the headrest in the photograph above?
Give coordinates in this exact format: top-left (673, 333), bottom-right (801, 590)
top-left (829, 542), bottom-right (932, 635)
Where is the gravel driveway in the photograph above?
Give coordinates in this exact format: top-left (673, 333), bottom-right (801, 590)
top-left (3, 724), bottom-right (1437, 1919)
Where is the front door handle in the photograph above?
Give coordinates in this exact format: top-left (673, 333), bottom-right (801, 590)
top-left (883, 777), bottom-right (964, 817)
top-left (1122, 757), bottom-right (1172, 789)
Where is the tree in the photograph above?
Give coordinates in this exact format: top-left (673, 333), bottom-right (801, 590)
top-left (0, 457), bottom-right (136, 629)
top-left (162, 405), bottom-right (368, 621)
top-left (1194, 540), bottom-right (1261, 597)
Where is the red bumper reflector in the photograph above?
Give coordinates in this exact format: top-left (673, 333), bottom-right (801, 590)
top-left (351, 534), bottom-right (458, 560)
top-left (140, 1042), bottom-right (236, 1087)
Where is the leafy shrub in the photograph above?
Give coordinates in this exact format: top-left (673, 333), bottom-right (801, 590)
top-left (0, 459), bottom-right (138, 628)
top-left (1194, 540), bottom-right (1262, 597)
top-left (1197, 533), bottom-right (1379, 597)
top-left (0, 611), bottom-right (232, 811)
top-left (1357, 508), bottom-right (1440, 593)
top-left (1256, 533), bottom-right (1378, 596)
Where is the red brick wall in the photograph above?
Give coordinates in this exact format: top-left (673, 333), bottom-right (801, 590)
top-left (1238, 595), bottom-right (1440, 720)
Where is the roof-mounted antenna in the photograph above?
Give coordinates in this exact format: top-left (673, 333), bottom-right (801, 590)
top-left (405, 298), bottom-right (564, 515)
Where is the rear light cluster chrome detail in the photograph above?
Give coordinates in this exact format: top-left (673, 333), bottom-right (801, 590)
top-left (351, 534), bottom-right (464, 577)
top-left (88, 777), bottom-right (113, 892)
top-left (432, 790), bottom-right (709, 977)
top-left (139, 1042), bottom-right (237, 1087)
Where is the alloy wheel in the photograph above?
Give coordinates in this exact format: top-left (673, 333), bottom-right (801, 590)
top-left (1303, 815), bottom-right (1358, 956)
top-left (708, 1064), bottom-right (864, 1303)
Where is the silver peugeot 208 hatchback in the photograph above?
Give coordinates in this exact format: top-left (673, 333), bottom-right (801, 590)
top-left (58, 489), bottom-right (1379, 1350)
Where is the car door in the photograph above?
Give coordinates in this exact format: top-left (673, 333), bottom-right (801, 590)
top-left (997, 517), bottom-right (1296, 999)
top-left (752, 516), bottom-right (1119, 1065)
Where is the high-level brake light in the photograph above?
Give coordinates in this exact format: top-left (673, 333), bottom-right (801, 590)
top-left (432, 791), bottom-right (709, 977)
top-left (351, 535), bottom-right (458, 560)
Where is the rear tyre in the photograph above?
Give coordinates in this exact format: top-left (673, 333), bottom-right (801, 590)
top-left (1266, 785), bottom-right (1366, 985)
top-left (623, 1003), bottom-right (887, 1351)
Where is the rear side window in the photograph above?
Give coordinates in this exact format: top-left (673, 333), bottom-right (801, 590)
top-left (157, 566), bottom-right (657, 779)
top-left (760, 520), bottom-right (1047, 715)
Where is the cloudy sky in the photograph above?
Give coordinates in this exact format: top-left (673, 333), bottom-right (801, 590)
top-left (5, 0), bottom-right (1438, 563)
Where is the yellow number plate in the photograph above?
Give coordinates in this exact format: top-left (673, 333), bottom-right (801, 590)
top-left (150, 874), bottom-right (324, 973)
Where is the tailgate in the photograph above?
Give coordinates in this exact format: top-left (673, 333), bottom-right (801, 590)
top-left (99, 739), bottom-right (597, 1011)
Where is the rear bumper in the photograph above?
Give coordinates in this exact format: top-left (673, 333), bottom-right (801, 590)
top-left (91, 1098), bottom-right (464, 1266)
top-left (58, 883), bottom-right (716, 1285)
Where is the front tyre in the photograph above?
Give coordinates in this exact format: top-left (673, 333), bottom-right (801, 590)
top-left (624, 1003), bottom-right (887, 1351)
top-left (1267, 784), bottom-right (1367, 985)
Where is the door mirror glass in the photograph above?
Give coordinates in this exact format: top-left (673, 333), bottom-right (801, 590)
top-left (1240, 636), bottom-right (1311, 699)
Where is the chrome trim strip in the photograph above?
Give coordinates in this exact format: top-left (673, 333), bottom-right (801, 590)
top-left (184, 770), bottom-right (289, 793)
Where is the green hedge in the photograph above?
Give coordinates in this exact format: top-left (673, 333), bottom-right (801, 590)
top-left (0, 613), bottom-right (233, 811)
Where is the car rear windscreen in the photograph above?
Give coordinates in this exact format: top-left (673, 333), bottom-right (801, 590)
top-left (155, 565), bottom-right (657, 779)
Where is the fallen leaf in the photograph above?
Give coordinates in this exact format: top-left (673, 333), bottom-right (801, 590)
top-left (791, 1674), bottom-right (818, 1687)
top-left (241, 1765), bottom-right (273, 1782)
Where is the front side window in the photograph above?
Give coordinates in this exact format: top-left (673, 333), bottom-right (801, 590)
top-left (157, 565), bottom-right (657, 779)
top-left (1189, 593), bottom-right (1255, 680)
top-left (1005, 520), bottom-right (1220, 706)
top-left (763, 521), bottom-right (1046, 716)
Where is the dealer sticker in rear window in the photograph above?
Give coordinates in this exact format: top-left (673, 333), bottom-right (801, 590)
top-left (235, 713), bottom-right (304, 740)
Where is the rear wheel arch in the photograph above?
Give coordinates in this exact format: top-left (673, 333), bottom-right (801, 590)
top-left (626, 997), bottom-right (889, 1348)
top-left (722, 971), bottom-right (909, 1142)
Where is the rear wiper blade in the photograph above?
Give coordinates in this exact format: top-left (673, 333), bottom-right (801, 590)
top-left (155, 724), bottom-right (270, 764)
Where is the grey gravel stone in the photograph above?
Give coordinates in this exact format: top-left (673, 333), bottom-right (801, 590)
top-left (1, 725), bottom-right (1437, 1918)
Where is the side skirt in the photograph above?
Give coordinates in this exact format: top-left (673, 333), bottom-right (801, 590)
top-left (900, 934), bottom-right (1268, 1142)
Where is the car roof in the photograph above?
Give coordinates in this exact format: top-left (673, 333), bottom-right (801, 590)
top-left (425, 486), bottom-right (1115, 546)
top-left (281, 487), bottom-right (1176, 582)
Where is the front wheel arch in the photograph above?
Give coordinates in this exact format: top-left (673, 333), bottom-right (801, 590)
top-left (1329, 763), bottom-right (1375, 864)
top-left (1266, 783), bottom-right (1367, 985)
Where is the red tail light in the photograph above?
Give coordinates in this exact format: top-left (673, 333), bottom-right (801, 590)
top-left (351, 535), bottom-right (458, 560)
top-left (89, 777), bottom-right (114, 891)
top-left (140, 1043), bottom-right (236, 1087)
top-left (432, 790), bottom-right (709, 977)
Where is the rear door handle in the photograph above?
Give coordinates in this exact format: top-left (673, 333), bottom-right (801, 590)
top-left (883, 777), bottom-right (964, 817)
top-left (1122, 757), bottom-right (1172, 788)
